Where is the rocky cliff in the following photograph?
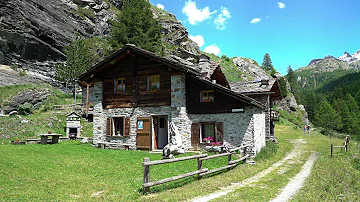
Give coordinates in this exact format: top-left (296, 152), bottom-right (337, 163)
top-left (0, 0), bottom-right (122, 84)
top-left (0, 0), bottom-right (202, 85)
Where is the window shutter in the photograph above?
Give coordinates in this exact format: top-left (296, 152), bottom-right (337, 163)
top-left (106, 118), bottom-right (113, 136)
top-left (124, 117), bottom-right (130, 136)
top-left (215, 122), bottom-right (224, 143)
top-left (191, 123), bottom-right (200, 146)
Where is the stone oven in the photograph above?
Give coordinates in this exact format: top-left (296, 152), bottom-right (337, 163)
top-left (66, 112), bottom-right (81, 139)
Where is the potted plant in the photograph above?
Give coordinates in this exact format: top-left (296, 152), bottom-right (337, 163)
top-left (202, 136), bottom-right (214, 144)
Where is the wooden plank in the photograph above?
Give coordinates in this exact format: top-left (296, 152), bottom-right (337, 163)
top-left (199, 164), bottom-right (236, 177)
top-left (199, 152), bottom-right (230, 161)
top-left (143, 168), bottom-right (208, 188)
top-left (229, 145), bottom-right (248, 152)
top-left (143, 154), bottom-right (208, 166)
top-left (143, 158), bottom-right (150, 193)
top-left (228, 155), bottom-right (249, 165)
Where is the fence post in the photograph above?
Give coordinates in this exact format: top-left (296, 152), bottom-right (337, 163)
top-left (143, 157), bottom-right (150, 193)
top-left (227, 151), bottom-right (232, 170)
top-left (243, 146), bottom-right (247, 163)
top-left (330, 144), bottom-right (333, 156)
top-left (197, 152), bottom-right (202, 179)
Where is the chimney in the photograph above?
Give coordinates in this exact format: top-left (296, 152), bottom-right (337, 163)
top-left (198, 54), bottom-right (211, 75)
top-left (260, 79), bottom-right (269, 86)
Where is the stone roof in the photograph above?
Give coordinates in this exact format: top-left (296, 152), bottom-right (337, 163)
top-left (230, 78), bottom-right (277, 94)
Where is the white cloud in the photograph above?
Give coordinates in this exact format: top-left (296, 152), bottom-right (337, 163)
top-left (189, 35), bottom-right (205, 47)
top-left (214, 7), bottom-right (231, 30)
top-left (156, 4), bottom-right (164, 10)
top-left (277, 2), bottom-right (286, 9)
top-left (250, 18), bottom-right (261, 24)
top-left (204, 45), bottom-right (221, 55)
top-left (182, 0), bottom-right (217, 25)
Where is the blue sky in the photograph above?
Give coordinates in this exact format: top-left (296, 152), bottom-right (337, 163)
top-left (149, 0), bottom-right (360, 75)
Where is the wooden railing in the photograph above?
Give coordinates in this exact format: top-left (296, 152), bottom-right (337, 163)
top-left (142, 145), bottom-right (249, 193)
top-left (53, 103), bottom-right (94, 115)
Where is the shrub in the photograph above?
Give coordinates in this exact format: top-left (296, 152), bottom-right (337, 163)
top-left (18, 102), bottom-right (33, 115)
top-left (254, 141), bottom-right (278, 161)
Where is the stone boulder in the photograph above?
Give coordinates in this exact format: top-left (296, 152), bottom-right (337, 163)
top-left (5, 89), bottom-right (51, 114)
top-left (232, 57), bottom-right (271, 81)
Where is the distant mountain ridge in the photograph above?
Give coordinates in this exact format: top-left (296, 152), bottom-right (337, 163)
top-left (295, 49), bottom-right (360, 89)
top-left (338, 50), bottom-right (360, 63)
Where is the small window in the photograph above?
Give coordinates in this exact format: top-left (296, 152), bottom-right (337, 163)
top-left (201, 123), bottom-right (215, 143)
top-left (148, 74), bottom-right (160, 91)
top-left (200, 90), bottom-right (214, 102)
top-left (113, 117), bottom-right (124, 136)
top-left (115, 78), bottom-right (125, 93)
top-left (107, 117), bottom-right (130, 137)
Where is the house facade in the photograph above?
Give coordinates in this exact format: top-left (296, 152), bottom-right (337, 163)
top-left (79, 44), bottom-right (270, 155)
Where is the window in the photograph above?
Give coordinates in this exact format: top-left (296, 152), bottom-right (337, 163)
top-left (106, 117), bottom-right (130, 136)
top-left (201, 123), bottom-right (215, 143)
top-left (147, 74), bottom-right (160, 91)
top-left (200, 90), bottom-right (214, 102)
top-left (113, 117), bottom-right (124, 136)
top-left (115, 78), bottom-right (125, 93)
top-left (191, 122), bottom-right (223, 146)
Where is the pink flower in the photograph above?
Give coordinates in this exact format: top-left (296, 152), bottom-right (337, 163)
top-left (210, 142), bottom-right (221, 146)
top-left (202, 136), bottom-right (214, 141)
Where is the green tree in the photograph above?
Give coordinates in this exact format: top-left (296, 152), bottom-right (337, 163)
top-left (278, 77), bottom-right (287, 98)
top-left (56, 35), bottom-right (92, 96)
top-left (343, 93), bottom-right (360, 134)
top-left (314, 98), bottom-right (341, 137)
top-left (261, 53), bottom-right (276, 76)
top-left (108, 0), bottom-right (164, 54)
top-left (286, 65), bottom-right (300, 100)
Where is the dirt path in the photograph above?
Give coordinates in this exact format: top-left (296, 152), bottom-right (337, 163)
top-left (270, 152), bottom-right (317, 202)
top-left (190, 139), bottom-right (308, 202)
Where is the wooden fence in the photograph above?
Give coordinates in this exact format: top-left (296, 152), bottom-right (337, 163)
top-left (53, 103), bottom-right (83, 114)
top-left (142, 145), bottom-right (249, 193)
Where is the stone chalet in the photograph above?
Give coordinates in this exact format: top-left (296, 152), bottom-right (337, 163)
top-left (78, 44), bottom-right (282, 155)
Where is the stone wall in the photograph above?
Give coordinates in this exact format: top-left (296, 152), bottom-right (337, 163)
top-left (89, 77), bottom-right (266, 154)
top-left (188, 106), bottom-right (265, 154)
top-left (170, 73), bottom-right (191, 147)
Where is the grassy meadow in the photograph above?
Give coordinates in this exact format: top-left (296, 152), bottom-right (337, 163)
top-left (1, 84), bottom-right (359, 201)
top-left (0, 84), bottom-right (93, 144)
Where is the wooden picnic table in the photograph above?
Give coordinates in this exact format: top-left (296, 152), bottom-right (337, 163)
top-left (39, 134), bottom-right (62, 144)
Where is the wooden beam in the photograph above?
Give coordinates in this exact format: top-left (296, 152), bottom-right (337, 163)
top-left (85, 84), bottom-right (90, 117)
top-left (199, 164), bottom-right (236, 177)
top-left (142, 154), bottom-right (208, 166)
top-left (143, 168), bottom-right (208, 189)
top-left (228, 155), bottom-right (249, 165)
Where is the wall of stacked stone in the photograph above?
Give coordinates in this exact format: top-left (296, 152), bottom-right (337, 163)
top-left (89, 78), bottom-right (266, 154)
top-left (188, 106), bottom-right (264, 150)
top-left (170, 73), bottom-right (191, 148)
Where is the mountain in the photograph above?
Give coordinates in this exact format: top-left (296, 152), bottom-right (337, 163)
top-left (0, 0), bottom-right (201, 84)
top-left (338, 50), bottom-right (360, 63)
top-left (0, 0), bottom-right (270, 86)
top-left (294, 52), bottom-right (359, 89)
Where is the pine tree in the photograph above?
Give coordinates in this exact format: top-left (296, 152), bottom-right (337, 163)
top-left (286, 65), bottom-right (299, 99)
top-left (278, 77), bottom-right (287, 98)
top-left (56, 35), bottom-right (91, 96)
top-left (343, 93), bottom-right (360, 134)
top-left (108, 0), bottom-right (164, 54)
top-left (261, 53), bottom-right (276, 76)
top-left (314, 98), bottom-right (341, 137)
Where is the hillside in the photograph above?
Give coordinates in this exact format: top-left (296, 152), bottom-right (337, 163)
top-left (295, 56), bottom-right (357, 90)
top-left (0, 0), bottom-right (269, 86)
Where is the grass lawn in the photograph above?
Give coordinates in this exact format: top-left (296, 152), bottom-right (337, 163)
top-left (0, 119), bottom-right (359, 201)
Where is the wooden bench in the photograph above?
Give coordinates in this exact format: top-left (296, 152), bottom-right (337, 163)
top-left (39, 134), bottom-right (62, 144)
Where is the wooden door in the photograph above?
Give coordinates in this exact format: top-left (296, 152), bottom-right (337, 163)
top-left (136, 117), bottom-right (151, 150)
